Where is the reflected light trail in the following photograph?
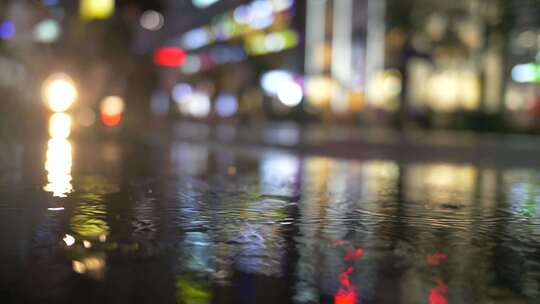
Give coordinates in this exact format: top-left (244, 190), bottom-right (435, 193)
top-left (344, 247), bottom-right (364, 262)
top-left (49, 113), bottom-right (72, 138)
top-left (335, 267), bottom-right (356, 304)
top-left (429, 279), bottom-right (448, 304)
top-left (335, 288), bottom-right (356, 304)
top-left (44, 113), bottom-right (73, 197)
top-left (44, 138), bottom-right (73, 197)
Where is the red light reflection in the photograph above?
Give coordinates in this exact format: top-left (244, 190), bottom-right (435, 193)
top-left (335, 287), bottom-right (356, 304)
top-left (153, 47), bottom-right (186, 67)
top-left (339, 267), bottom-right (354, 288)
top-left (426, 252), bottom-right (448, 266)
top-left (344, 247), bottom-right (364, 262)
top-left (335, 267), bottom-right (356, 304)
top-left (429, 279), bottom-right (448, 304)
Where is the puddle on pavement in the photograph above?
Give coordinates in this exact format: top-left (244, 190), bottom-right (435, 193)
top-left (0, 137), bottom-right (539, 303)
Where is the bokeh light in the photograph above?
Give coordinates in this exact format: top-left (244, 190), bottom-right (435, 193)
top-left (154, 47), bottom-right (186, 67)
top-left (215, 93), bottom-right (238, 117)
top-left (140, 10), bottom-right (164, 31)
top-left (34, 19), bottom-right (61, 43)
top-left (172, 83), bottom-right (193, 104)
top-left (43, 74), bottom-right (78, 112)
top-left (100, 96), bottom-right (125, 127)
top-left (178, 91), bottom-right (211, 118)
top-left (277, 81), bottom-right (303, 107)
top-left (80, 0), bottom-right (115, 20)
top-left (261, 70), bottom-right (294, 96)
top-left (0, 21), bottom-right (15, 40)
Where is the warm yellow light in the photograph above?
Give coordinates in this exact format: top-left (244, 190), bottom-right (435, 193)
top-left (100, 95), bottom-right (125, 116)
top-left (427, 70), bottom-right (480, 112)
top-left (44, 138), bottom-right (73, 197)
top-left (367, 70), bottom-right (402, 111)
top-left (49, 113), bottom-right (72, 139)
top-left (43, 74), bottom-right (78, 112)
top-left (80, 0), bottom-right (115, 20)
top-left (305, 76), bottom-right (337, 107)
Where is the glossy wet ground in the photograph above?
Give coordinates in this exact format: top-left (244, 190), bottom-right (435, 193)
top-left (1, 131), bottom-right (540, 304)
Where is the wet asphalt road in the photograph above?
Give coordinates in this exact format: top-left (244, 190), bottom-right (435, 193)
top-left (1, 126), bottom-right (540, 303)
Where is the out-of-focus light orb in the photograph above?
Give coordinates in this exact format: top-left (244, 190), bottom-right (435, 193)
top-left (80, 0), bottom-right (115, 20)
top-left (261, 70), bottom-right (294, 96)
top-left (277, 81), bottom-right (303, 107)
top-left (516, 31), bottom-right (537, 49)
top-left (0, 21), bottom-right (15, 40)
top-left (512, 63), bottom-right (540, 83)
top-left (245, 30), bottom-right (299, 56)
top-left (367, 70), bottom-right (402, 111)
top-left (249, 15), bottom-right (274, 30)
top-left (100, 96), bottom-right (125, 116)
top-left (181, 28), bottom-right (210, 50)
top-left (248, 0), bottom-right (274, 29)
top-left (49, 113), bottom-right (72, 139)
top-left (100, 96), bottom-right (125, 127)
top-left (63, 234), bottom-right (76, 246)
top-left (233, 5), bottom-right (251, 24)
top-left (424, 70), bottom-right (480, 112)
top-left (43, 74), bottom-right (78, 112)
top-left (215, 93), bottom-right (238, 117)
top-left (251, 0), bottom-right (273, 18)
top-left (34, 19), bottom-right (61, 43)
top-left (153, 47), bottom-right (186, 67)
top-left (264, 32), bottom-right (286, 52)
top-left (172, 83), bottom-right (193, 103)
top-left (179, 91), bottom-right (211, 118)
top-left (305, 76), bottom-right (337, 107)
top-left (180, 55), bottom-right (202, 74)
top-left (192, 0), bottom-right (220, 9)
top-left (188, 92), bottom-right (211, 118)
top-left (139, 10), bottom-right (164, 31)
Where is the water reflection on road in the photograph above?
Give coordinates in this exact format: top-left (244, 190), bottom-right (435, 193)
top-left (1, 137), bottom-right (540, 303)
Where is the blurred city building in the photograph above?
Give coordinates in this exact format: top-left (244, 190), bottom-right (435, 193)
top-left (1, 0), bottom-right (540, 133)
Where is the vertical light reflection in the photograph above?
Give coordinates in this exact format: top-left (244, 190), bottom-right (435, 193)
top-left (405, 163), bottom-right (477, 205)
top-left (44, 137), bottom-right (73, 197)
top-left (49, 113), bottom-right (72, 138)
top-left (260, 152), bottom-right (300, 196)
top-left (293, 157), bottom-right (331, 303)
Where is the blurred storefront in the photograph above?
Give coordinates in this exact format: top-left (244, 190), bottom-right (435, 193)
top-left (1, 0), bottom-right (540, 133)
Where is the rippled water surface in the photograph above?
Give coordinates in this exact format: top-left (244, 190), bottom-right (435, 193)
top-left (1, 136), bottom-right (540, 304)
